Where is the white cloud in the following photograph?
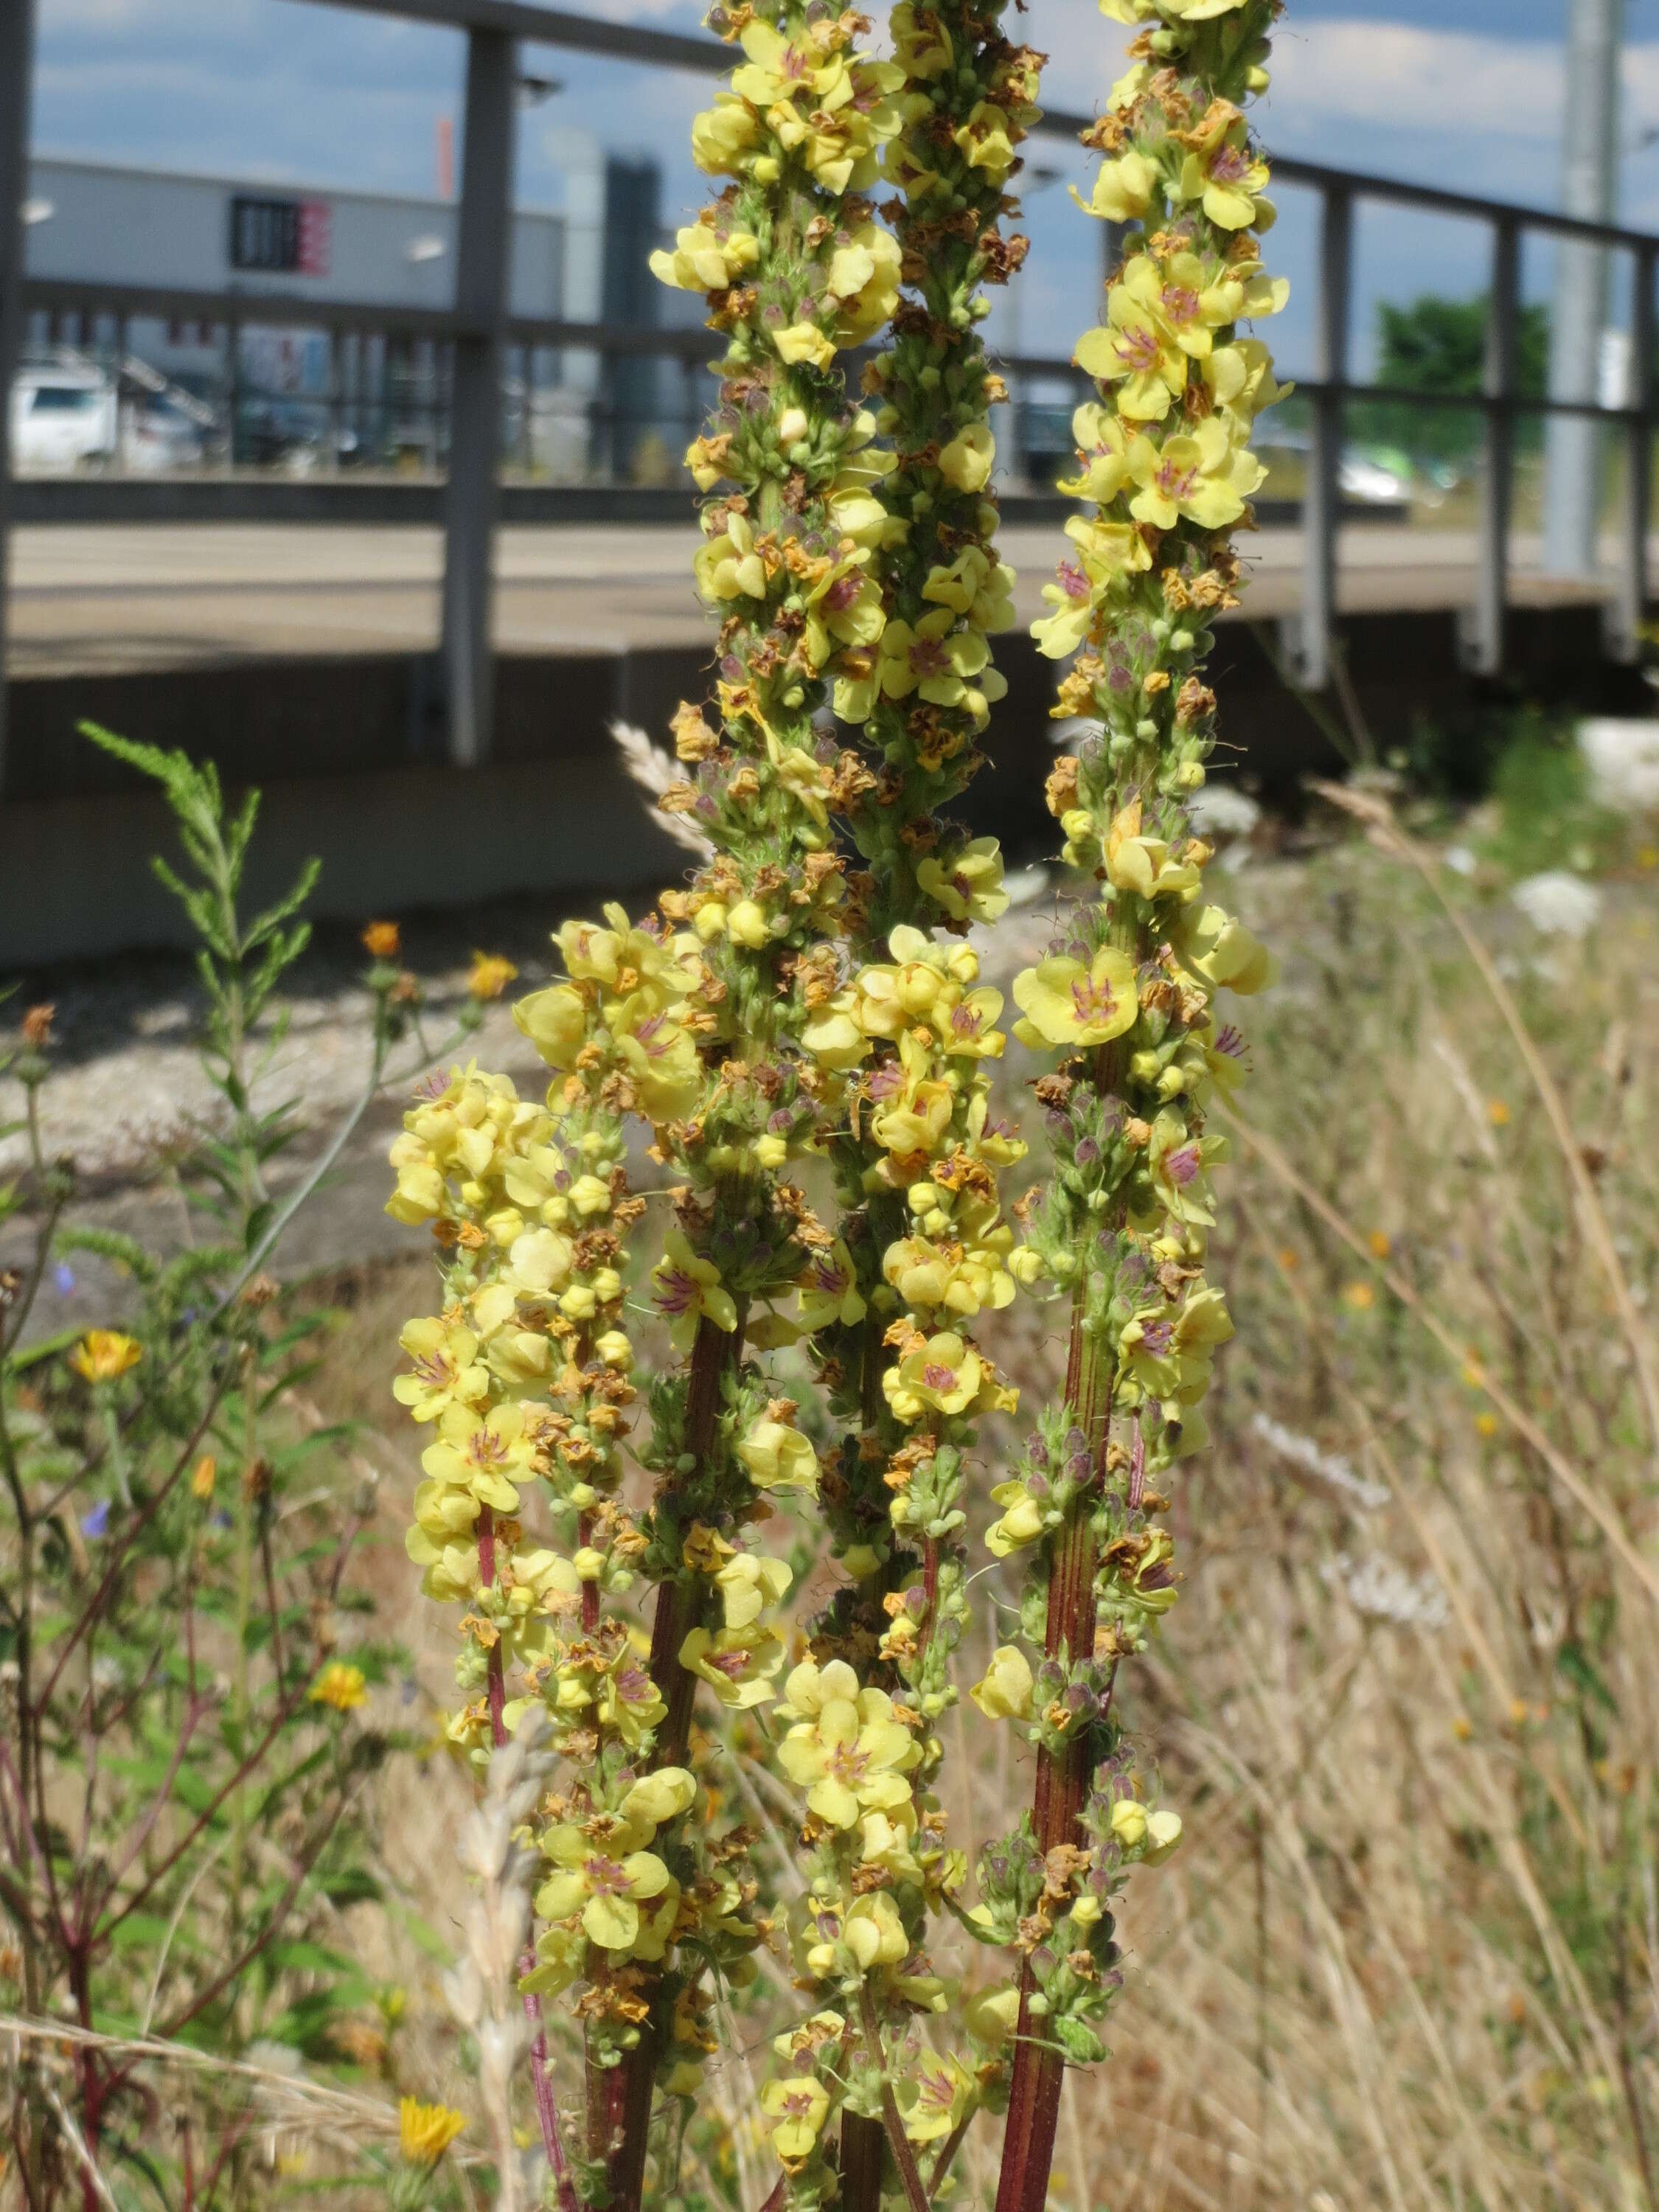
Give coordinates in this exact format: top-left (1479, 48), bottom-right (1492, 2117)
top-left (1265, 23), bottom-right (1659, 147)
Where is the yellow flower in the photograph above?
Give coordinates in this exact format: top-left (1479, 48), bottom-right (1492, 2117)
top-left (1178, 119), bottom-right (1272, 233)
top-left (650, 1229), bottom-right (740, 1354)
top-left (883, 1329), bottom-right (998, 1422)
top-left (1367, 1229), bottom-right (1392, 1259)
top-left (1012, 948), bottom-right (1138, 1050)
top-left (362, 919), bottom-right (400, 958)
top-left (827, 223), bottom-right (903, 346)
top-left (1487, 1098), bottom-right (1511, 1127)
top-left (985, 1478), bottom-right (1048, 1557)
top-left (938, 420), bottom-right (995, 493)
top-left (1175, 905), bottom-right (1275, 995)
top-left (797, 1239), bottom-right (868, 1331)
top-left (309, 1662), bottom-right (367, 1712)
top-left (399, 2099), bottom-right (466, 2168)
top-left (1341, 1281), bottom-right (1376, 1312)
top-left (801, 546), bottom-right (886, 671)
top-left (393, 1314), bottom-right (490, 1424)
top-left (191, 1453), bottom-right (217, 1500)
top-left (737, 1418), bottom-right (821, 1495)
top-left (866, 606), bottom-right (1004, 724)
top-left (649, 219), bottom-right (761, 293)
top-left (775, 321), bottom-right (838, 370)
top-left (418, 1399), bottom-right (540, 1517)
top-left (678, 1615), bottom-right (788, 1708)
top-left (467, 950), bottom-right (518, 1001)
top-left (69, 1331), bottom-right (142, 1384)
top-left (1075, 276), bottom-right (1189, 423)
top-left (1032, 512), bottom-right (1152, 658)
top-left (916, 838), bottom-right (1009, 924)
top-left (1475, 1411), bottom-right (1500, 1439)
top-left (1126, 418), bottom-right (1263, 532)
top-left (1105, 798), bottom-right (1203, 901)
top-left (761, 2076), bottom-right (830, 2166)
top-left (1074, 147), bottom-right (1158, 223)
top-left (953, 100), bottom-right (1017, 178)
top-left (902, 2053), bottom-right (976, 2146)
top-left (776, 1658), bottom-right (920, 1828)
top-left (970, 1644), bottom-right (1034, 1722)
top-left (695, 512), bottom-right (769, 604)
top-left (538, 1826), bottom-right (679, 1953)
top-left (513, 982), bottom-right (588, 1069)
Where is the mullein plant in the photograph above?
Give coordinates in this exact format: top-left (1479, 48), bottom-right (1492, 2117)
top-left (967, 5), bottom-right (1284, 2211)
top-left (386, 2), bottom-right (919, 2207)
top-left (387, 2), bottom-right (1282, 2208)
top-left (755, 6), bottom-right (1054, 2205)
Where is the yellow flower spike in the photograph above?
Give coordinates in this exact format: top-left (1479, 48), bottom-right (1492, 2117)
top-left (309, 1661), bottom-right (368, 1712)
top-left (398, 2099), bottom-right (467, 2168)
top-left (69, 1331), bottom-right (142, 1385)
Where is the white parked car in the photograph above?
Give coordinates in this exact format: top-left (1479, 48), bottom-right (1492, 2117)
top-left (9, 366), bottom-right (118, 471)
top-left (121, 398), bottom-right (207, 473)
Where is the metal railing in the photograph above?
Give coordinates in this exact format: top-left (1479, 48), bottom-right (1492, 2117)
top-left (4, 0), bottom-right (1658, 776)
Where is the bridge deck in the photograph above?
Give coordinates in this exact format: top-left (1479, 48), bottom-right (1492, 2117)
top-left (3, 520), bottom-right (1611, 681)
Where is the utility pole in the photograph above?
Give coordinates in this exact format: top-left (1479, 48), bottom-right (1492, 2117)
top-left (1543, 0), bottom-right (1624, 578)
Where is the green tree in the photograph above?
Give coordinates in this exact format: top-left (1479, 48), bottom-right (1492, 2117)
top-left (1364, 291), bottom-right (1551, 467)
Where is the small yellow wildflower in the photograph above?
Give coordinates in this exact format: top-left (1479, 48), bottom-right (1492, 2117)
top-left (191, 1453), bottom-right (217, 1500)
top-left (69, 1331), bottom-right (142, 1384)
top-left (398, 2098), bottom-right (466, 2168)
top-left (650, 1229), bottom-right (740, 1354)
top-left (970, 1645), bottom-right (1034, 1722)
top-left (362, 920), bottom-right (400, 959)
top-left (467, 950), bottom-right (518, 1001)
top-left (1341, 1281), bottom-right (1376, 1312)
top-left (776, 1658), bottom-right (920, 1829)
top-left (761, 2076), bottom-right (830, 2166)
top-left (902, 2053), bottom-right (977, 2146)
top-left (1475, 1411), bottom-right (1500, 1439)
top-left (309, 1662), bottom-right (368, 1712)
top-left (1011, 948), bottom-right (1138, 1051)
top-left (1487, 1098), bottom-right (1511, 1127)
top-left (1367, 1229), bottom-right (1392, 1259)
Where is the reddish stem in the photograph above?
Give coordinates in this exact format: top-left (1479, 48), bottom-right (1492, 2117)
top-left (602, 1309), bottom-right (742, 2212)
top-left (993, 1290), bottom-right (1110, 2212)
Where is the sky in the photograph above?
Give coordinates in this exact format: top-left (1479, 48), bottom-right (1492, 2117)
top-left (27, 0), bottom-right (1659, 368)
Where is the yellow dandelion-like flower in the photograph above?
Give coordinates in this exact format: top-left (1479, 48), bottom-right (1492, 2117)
top-left (1366, 1229), bottom-right (1391, 1260)
top-left (1340, 1281), bottom-right (1376, 1312)
top-left (308, 1661), bottom-right (368, 1712)
top-left (467, 950), bottom-right (518, 1001)
top-left (69, 1331), bottom-right (142, 1384)
top-left (191, 1453), bottom-right (217, 1500)
top-left (362, 920), bottom-right (400, 959)
top-left (1475, 1411), bottom-right (1500, 1439)
top-left (1487, 1098), bottom-right (1511, 1127)
top-left (398, 2098), bottom-right (466, 2168)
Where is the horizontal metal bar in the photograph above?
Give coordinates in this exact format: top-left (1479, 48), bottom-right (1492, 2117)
top-left (282, 0), bottom-right (1659, 256)
top-left (27, 278), bottom-right (1659, 431)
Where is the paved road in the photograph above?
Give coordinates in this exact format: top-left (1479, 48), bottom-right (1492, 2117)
top-left (4, 520), bottom-right (1608, 679)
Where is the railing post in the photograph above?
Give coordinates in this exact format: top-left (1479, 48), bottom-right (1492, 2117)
top-left (1295, 183), bottom-right (1351, 692)
top-left (441, 25), bottom-right (518, 768)
top-left (1464, 215), bottom-right (1519, 677)
top-left (1609, 241), bottom-right (1656, 662)
top-left (0, 0), bottom-right (41, 794)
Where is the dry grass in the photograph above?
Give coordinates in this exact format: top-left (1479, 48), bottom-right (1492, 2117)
top-left (164, 813), bottom-right (1659, 2211)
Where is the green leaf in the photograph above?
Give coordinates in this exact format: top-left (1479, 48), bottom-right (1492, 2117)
top-left (1556, 1640), bottom-right (1619, 1717)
